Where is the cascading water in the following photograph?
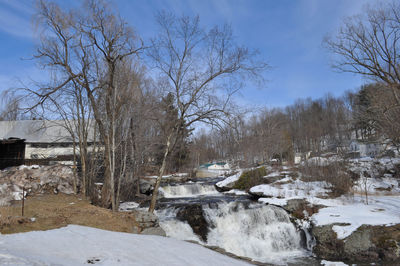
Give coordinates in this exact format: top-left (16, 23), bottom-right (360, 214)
top-left (204, 202), bottom-right (305, 263)
top-left (159, 182), bottom-right (219, 198)
top-left (155, 178), bottom-right (309, 264)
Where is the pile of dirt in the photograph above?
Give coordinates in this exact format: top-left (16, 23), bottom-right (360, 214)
top-left (0, 165), bottom-right (77, 206)
top-left (0, 194), bottom-right (139, 234)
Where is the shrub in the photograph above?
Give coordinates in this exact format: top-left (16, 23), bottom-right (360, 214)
top-left (232, 167), bottom-right (267, 191)
top-left (299, 161), bottom-right (353, 197)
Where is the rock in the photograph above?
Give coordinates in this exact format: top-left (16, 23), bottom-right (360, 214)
top-left (0, 165), bottom-right (77, 203)
top-left (284, 199), bottom-right (307, 213)
top-left (344, 225), bottom-right (376, 260)
top-left (139, 179), bottom-right (155, 195)
top-left (176, 204), bottom-right (209, 242)
top-left (141, 227), bottom-right (166, 236)
top-left (133, 210), bottom-right (159, 228)
top-left (312, 224), bottom-right (345, 260)
top-left (312, 223), bottom-right (400, 263)
top-left (215, 172), bottom-right (241, 192)
top-left (247, 190), bottom-right (264, 199)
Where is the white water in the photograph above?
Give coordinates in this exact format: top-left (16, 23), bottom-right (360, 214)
top-left (204, 202), bottom-right (305, 264)
top-left (159, 183), bottom-right (219, 198)
top-left (155, 180), bottom-right (307, 264)
top-left (158, 202), bottom-right (305, 264)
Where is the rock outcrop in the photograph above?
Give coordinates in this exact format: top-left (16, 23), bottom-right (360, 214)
top-left (176, 204), bottom-right (209, 242)
top-left (312, 223), bottom-right (400, 263)
top-left (132, 210), bottom-right (166, 236)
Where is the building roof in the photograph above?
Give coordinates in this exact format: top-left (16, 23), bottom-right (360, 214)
top-left (0, 120), bottom-right (95, 143)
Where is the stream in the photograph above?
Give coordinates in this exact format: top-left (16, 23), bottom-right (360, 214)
top-left (130, 176), bottom-right (318, 265)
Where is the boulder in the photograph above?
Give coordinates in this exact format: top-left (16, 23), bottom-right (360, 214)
top-left (215, 172), bottom-right (241, 192)
top-left (139, 179), bottom-right (155, 195)
top-left (133, 210), bottom-right (159, 229)
top-left (176, 204), bottom-right (209, 242)
top-left (312, 223), bottom-right (400, 263)
top-left (312, 224), bottom-right (345, 260)
top-left (131, 209), bottom-right (166, 236)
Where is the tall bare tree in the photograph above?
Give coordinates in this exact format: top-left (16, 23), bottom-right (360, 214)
top-left (325, 1), bottom-right (400, 145)
top-left (147, 12), bottom-right (267, 212)
top-left (31, 0), bottom-right (143, 211)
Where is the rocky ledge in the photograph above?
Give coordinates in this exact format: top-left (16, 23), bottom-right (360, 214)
top-left (312, 223), bottom-right (400, 263)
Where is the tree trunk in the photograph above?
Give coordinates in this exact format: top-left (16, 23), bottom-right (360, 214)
top-left (148, 135), bottom-right (171, 213)
top-left (72, 140), bottom-right (78, 194)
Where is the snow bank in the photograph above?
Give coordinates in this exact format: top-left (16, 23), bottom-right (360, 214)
top-left (251, 178), bottom-right (331, 206)
top-left (0, 225), bottom-right (249, 266)
top-left (312, 196), bottom-right (400, 239)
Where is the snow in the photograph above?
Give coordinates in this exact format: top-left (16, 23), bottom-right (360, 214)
top-left (119, 201), bottom-right (140, 211)
top-left (312, 196), bottom-right (400, 239)
top-left (258, 197), bottom-right (288, 205)
top-left (321, 260), bottom-right (348, 266)
top-left (250, 178), bottom-right (331, 206)
top-left (216, 171), bottom-right (242, 188)
top-left (0, 225), bottom-right (250, 266)
top-left (264, 171), bottom-right (281, 178)
top-left (353, 176), bottom-right (400, 194)
top-left (223, 189), bottom-right (248, 196)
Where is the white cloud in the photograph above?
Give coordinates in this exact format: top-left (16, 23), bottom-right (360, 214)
top-left (0, 0), bottom-right (34, 38)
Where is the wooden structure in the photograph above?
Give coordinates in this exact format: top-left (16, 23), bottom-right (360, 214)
top-left (0, 138), bottom-right (26, 169)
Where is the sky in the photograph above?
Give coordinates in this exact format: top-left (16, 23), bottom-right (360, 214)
top-left (0, 0), bottom-right (380, 109)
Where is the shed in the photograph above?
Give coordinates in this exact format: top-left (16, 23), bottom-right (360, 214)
top-left (0, 138), bottom-right (26, 169)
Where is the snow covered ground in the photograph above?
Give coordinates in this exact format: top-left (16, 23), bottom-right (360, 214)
top-left (0, 225), bottom-right (250, 266)
top-left (312, 195), bottom-right (400, 239)
top-left (214, 157), bottom-right (400, 242)
top-left (251, 176), bottom-right (332, 206)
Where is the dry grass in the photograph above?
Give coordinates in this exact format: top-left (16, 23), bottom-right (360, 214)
top-left (0, 194), bottom-right (138, 234)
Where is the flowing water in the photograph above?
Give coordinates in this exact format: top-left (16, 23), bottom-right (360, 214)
top-left (151, 177), bottom-right (314, 265)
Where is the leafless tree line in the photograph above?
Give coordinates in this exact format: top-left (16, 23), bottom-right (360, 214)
top-left (189, 94), bottom-right (353, 166)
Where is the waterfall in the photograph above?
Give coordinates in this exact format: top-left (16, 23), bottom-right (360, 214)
top-left (159, 183), bottom-right (219, 198)
top-left (204, 202), bottom-right (304, 263)
top-left (158, 201), bottom-right (305, 264)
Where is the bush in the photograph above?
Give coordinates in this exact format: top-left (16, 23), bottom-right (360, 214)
top-left (232, 167), bottom-right (267, 191)
top-left (299, 162), bottom-right (353, 197)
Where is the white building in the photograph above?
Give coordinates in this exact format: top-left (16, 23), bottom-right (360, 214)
top-left (196, 162), bottom-right (231, 178)
top-left (349, 139), bottom-right (382, 157)
top-left (0, 120), bottom-right (96, 162)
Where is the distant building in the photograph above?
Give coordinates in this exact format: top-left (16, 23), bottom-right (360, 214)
top-left (196, 162), bottom-right (230, 178)
top-left (349, 139), bottom-right (382, 157)
top-left (0, 120), bottom-right (96, 167)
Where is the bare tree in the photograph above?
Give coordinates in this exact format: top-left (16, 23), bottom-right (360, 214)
top-left (31, 0), bottom-right (143, 211)
top-left (147, 12), bottom-right (267, 212)
top-left (325, 1), bottom-right (400, 145)
top-left (0, 91), bottom-right (24, 121)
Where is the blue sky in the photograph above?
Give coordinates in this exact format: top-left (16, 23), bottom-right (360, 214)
top-left (0, 0), bottom-right (378, 109)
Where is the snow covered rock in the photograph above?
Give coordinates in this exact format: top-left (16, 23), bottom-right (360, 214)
top-left (215, 171), bottom-right (242, 192)
top-left (312, 223), bottom-right (400, 262)
top-left (311, 196), bottom-right (400, 262)
top-left (0, 165), bottom-right (77, 205)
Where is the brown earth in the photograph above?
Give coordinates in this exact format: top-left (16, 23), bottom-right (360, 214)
top-left (0, 193), bottom-right (138, 234)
